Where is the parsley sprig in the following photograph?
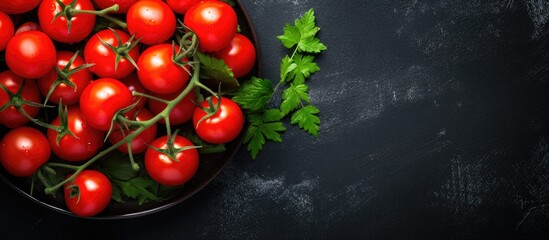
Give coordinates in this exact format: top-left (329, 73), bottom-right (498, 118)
top-left (234, 9), bottom-right (326, 159)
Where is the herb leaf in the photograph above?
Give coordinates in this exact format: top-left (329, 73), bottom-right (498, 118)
top-left (278, 24), bottom-right (301, 49)
top-left (299, 37), bottom-right (327, 53)
top-left (100, 152), bottom-right (180, 205)
top-left (277, 9), bottom-right (326, 53)
top-left (233, 77), bottom-right (274, 111)
top-left (280, 55), bottom-right (297, 82)
top-left (196, 51), bottom-right (239, 92)
top-left (291, 105), bottom-right (320, 137)
top-left (180, 131), bottom-right (226, 154)
top-left (288, 54), bottom-right (320, 85)
top-left (239, 8), bottom-right (325, 159)
top-left (245, 109), bottom-right (286, 159)
top-left (280, 84), bottom-right (310, 116)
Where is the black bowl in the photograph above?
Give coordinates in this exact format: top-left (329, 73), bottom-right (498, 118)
top-left (0, 0), bottom-right (261, 219)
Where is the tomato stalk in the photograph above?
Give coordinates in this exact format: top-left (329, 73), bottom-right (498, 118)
top-left (43, 51), bottom-right (94, 105)
top-left (0, 81), bottom-right (61, 131)
top-left (42, 56), bottom-right (202, 195)
top-left (52, 0), bottom-right (123, 33)
top-left (97, 28), bottom-right (140, 72)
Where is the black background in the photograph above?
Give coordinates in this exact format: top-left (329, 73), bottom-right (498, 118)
top-left (3, 0), bottom-right (549, 239)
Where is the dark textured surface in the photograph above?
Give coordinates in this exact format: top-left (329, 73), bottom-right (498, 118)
top-left (3, 0), bottom-right (549, 239)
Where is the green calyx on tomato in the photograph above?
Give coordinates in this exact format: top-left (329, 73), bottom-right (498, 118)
top-left (146, 130), bottom-right (201, 163)
top-left (40, 0), bottom-right (121, 43)
top-left (41, 51), bottom-right (95, 105)
top-left (85, 28), bottom-right (140, 78)
top-left (0, 75), bottom-right (47, 128)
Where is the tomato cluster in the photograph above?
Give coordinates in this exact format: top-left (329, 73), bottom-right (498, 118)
top-left (0, 0), bottom-right (254, 217)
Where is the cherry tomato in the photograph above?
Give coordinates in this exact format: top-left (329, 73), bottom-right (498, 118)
top-left (166, 0), bottom-right (201, 15)
top-left (211, 33), bottom-right (256, 78)
top-left (0, 127), bottom-right (51, 177)
top-left (184, 0), bottom-right (237, 52)
top-left (93, 0), bottom-right (138, 13)
top-left (0, 0), bottom-right (41, 14)
top-left (109, 108), bottom-right (157, 154)
top-left (38, 0), bottom-right (96, 43)
top-left (0, 71), bottom-right (41, 128)
top-left (137, 44), bottom-right (191, 94)
top-left (64, 170), bottom-right (112, 217)
top-left (5, 31), bottom-right (57, 79)
top-left (38, 51), bottom-right (92, 105)
top-left (126, 0), bottom-right (176, 45)
top-left (120, 73), bottom-right (148, 111)
top-left (148, 88), bottom-right (196, 125)
top-left (145, 135), bottom-right (199, 186)
top-left (0, 11), bottom-right (14, 51)
top-left (14, 22), bottom-right (41, 35)
top-left (79, 78), bottom-right (133, 131)
top-left (193, 97), bottom-right (244, 144)
top-left (84, 29), bottom-right (139, 79)
top-left (47, 106), bottom-right (104, 162)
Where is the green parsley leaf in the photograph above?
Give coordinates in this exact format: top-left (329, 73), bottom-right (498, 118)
top-left (278, 24), bottom-right (301, 49)
top-left (195, 51), bottom-right (240, 92)
top-left (180, 131), bottom-right (226, 154)
top-left (233, 77), bottom-right (274, 111)
top-left (112, 184), bottom-right (124, 203)
top-left (119, 177), bottom-right (160, 205)
top-left (299, 37), bottom-right (327, 53)
top-left (244, 109), bottom-right (286, 159)
top-left (280, 55), bottom-right (297, 82)
top-left (288, 54), bottom-right (320, 85)
top-left (295, 9), bottom-right (320, 39)
top-left (281, 84), bottom-right (310, 116)
top-left (277, 9), bottom-right (327, 54)
top-left (291, 105), bottom-right (320, 137)
top-left (263, 108), bottom-right (284, 122)
top-left (99, 152), bottom-right (140, 181)
top-left (239, 8), bottom-right (325, 159)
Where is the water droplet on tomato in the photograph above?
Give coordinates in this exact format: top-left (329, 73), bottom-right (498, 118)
top-left (87, 141), bottom-right (96, 151)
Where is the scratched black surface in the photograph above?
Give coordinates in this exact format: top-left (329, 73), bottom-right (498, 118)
top-left (3, 0), bottom-right (549, 239)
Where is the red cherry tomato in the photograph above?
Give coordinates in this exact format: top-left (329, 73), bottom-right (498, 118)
top-left (0, 127), bottom-right (51, 177)
top-left (84, 29), bottom-right (139, 79)
top-left (148, 88), bottom-right (196, 125)
top-left (145, 135), bottom-right (199, 186)
top-left (47, 106), bottom-right (104, 162)
top-left (0, 71), bottom-right (41, 128)
top-left (5, 31), bottom-right (57, 79)
top-left (0, 11), bottom-right (14, 51)
top-left (38, 51), bottom-right (93, 105)
top-left (137, 44), bottom-right (191, 94)
top-left (193, 97), bottom-right (244, 144)
top-left (79, 78), bottom-right (133, 131)
top-left (109, 108), bottom-right (157, 154)
top-left (211, 33), bottom-right (256, 78)
top-left (64, 170), bottom-right (112, 217)
top-left (14, 22), bottom-right (41, 35)
top-left (126, 0), bottom-right (176, 45)
top-left (38, 0), bottom-right (96, 43)
top-left (184, 0), bottom-right (237, 52)
top-left (120, 73), bottom-right (148, 110)
top-left (0, 0), bottom-right (41, 14)
top-left (93, 0), bottom-right (138, 13)
top-left (166, 0), bottom-right (201, 15)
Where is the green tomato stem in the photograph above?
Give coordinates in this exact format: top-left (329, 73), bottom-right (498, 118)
top-left (44, 57), bottom-right (201, 195)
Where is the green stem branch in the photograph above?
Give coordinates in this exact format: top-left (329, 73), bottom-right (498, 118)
top-left (44, 57), bottom-right (201, 195)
